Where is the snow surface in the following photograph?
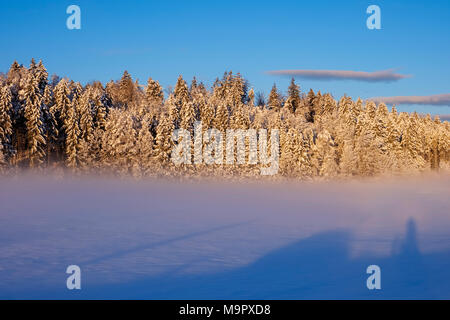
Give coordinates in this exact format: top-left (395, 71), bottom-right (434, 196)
top-left (0, 174), bottom-right (449, 299)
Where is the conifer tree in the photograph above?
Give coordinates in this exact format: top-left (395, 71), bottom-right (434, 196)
top-left (166, 94), bottom-right (180, 128)
top-left (64, 110), bottom-right (79, 168)
top-left (180, 100), bottom-right (196, 131)
top-left (29, 58), bottom-right (37, 78)
top-left (280, 127), bottom-right (300, 175)
top-left (7, 60), bottom-right (22, 84)
top-left (339, 140), bottom-right (357, 177)
top-left (0, 86), bottom-right (13, 160)
top-left (315, 130), bottom-right (338, 178)
top-left (41, 84), bottom-right (58, 164)
top-left (201, 97), bottom-right (215, 129)
top-left (174, 75), bottom-right (190, 109)
top-left (77, 88), bottom-right (95, 166)
top-left (93, 90), bottom-right (107, 130)
top-left (53, 78), bottom-right (71, 123)
top-left (191, 84), bottom-right (208, 125)
top-left (154, 113), bottom-right (174, 165)
top-left (0, 142), bottom-right (5, 169)
top-left (231, 103), bottom-right (250, 129)
top-left (255, 91), bottom-right (266, 108)
top-left (228, 73), bottom-right (246, 107)
top-left (118, 70), bottom-right (135, 107)
top-left (268, 84), bottom-right (282, 111)
top-left (23, 74), bottom-right (46, 167)
top-left (286, 78), bottom-right (300, 113)
top-left (190, 76), bottom-right (198, 94)
top-left (78, 88), bottom-right (94, 142)
top-left (305, 89), bottom-right (316, 122)
top-left (136, 114), bottom-right (154, 174)
top-left (35, 60), bottom-right (49, 93)
top-left (248, 88), bottom-right (255, 108)
top-left (145, 77), bottom-right (164, 106)
top-left (214, 104), bottom-right (229, 133)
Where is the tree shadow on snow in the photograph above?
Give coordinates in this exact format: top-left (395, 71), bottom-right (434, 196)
top-left (17, 218), bottom-right (450, 299)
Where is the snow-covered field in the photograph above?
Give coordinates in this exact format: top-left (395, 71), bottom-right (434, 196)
top-left (0, 174), bottom-right (449, 299)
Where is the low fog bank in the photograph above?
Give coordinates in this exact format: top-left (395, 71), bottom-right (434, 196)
top-left (0, 173), bottom-right (449, 298)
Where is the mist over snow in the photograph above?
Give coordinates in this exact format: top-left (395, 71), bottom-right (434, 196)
top-left (0, 174), bottom-right (449, 299)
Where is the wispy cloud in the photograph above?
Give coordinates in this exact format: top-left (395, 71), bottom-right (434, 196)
top-left (266, 69), bottom-right (411, 82)
top-left (369, 94), bottom-right (450, 106)
top-left (439, 114), bottom-right (450, 121)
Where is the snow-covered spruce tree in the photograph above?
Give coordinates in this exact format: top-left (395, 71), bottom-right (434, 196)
top-left (70, 82), bottom-right (83, 103)
top-left (339, 139), bottom-right (357, 177)
top-left (255, 91), bottom-right (266, 108)
top-left (248, 88), bottom-right (255, 108)
top-left (268, 84), bottom-right (282, 111)
top-left (280, 127), bottom-right (300, 176)
top-left (174, 75), bottom-right (190, 112)
top-left (438, 121), bottom-right (450, 169)
top-left (401, 113), bottom-right (426, 172)
top-left (229, 76), bottom-right (251, 130)
top-left (105, 80), bottom-right (117, 105)
top-left (332, 96), bottom-right (354, 163)
top-left (166, 93), bottom-right (180, 129)
top-left (365, 100), bottom-right (377, 120)
top-left (228, 73), bottom-right (247, 108)
top-left (315, 130), bottom-right (339, 178)
top-left (41, 83), bottom-right (58, 165)
top-left (374, 103), bottom-right (389, 149)
top-left (305, 89), bottom-right (316, 123)
top-left (429, 116), bottom-right (440, 170)
top-left (92, 87), bottom-right (108, 130)
top-left (189, 76), bottom-right (198, 94)
top-left (285, 78), bottom-right (300, 114)
top-left (28, 58), bottom-right (37, 79)
top-left (118, 71), bottom-right (136, 108)
top-left (53, 78), bottom-right (71, 128)
top-left (200, 90), bottom-right (218, 128)
top-left (168, 76), bottom-right (189, 130)
top-left (77, 88), bottom-right (94, 142)
top-left (353, 105), bottom-right (383, 176)
top-left (352, 97), bottom-right (363, 123)
top-left (231, 102), bottom-right (250, 130)
top-left (0, 86), bottom-right (13, 162)
top-left (0, 142), bottom-right (6, 171)
top-left (135, 113), bottom-right (154, 176)
top-left (145, 77), bottom-right (164, 107)
top-left (35, 60), bottom-right (49, 93)
top-left (214, 103), bottom-right (229, 133)
top-left (22, 74), bottom-right (46, 167)
top-left (297, 129), bottom-right (315, 178)
top-left (99, 109), bottom-right (137, 174)
top-left (7, 61), bottom-right (24, 85)
top-left (322, 93), bottom-right (338, 120)
top-left (180, 100), bottom-right (196, 131)
top-left (191, 84), bottom-right (211, 128)
top-left (154, 112), bottom-right (174, 168)
top-left (64, 93), bottom-right (80, 169)
top-left (77, 87), bottom-right (95, 168)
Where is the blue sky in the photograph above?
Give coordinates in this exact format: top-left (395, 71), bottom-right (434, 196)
top-left (0, 0), bottom-right (449, 115)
